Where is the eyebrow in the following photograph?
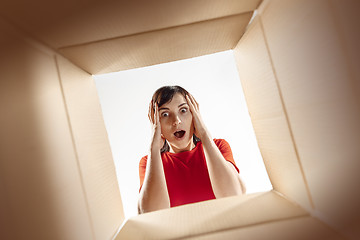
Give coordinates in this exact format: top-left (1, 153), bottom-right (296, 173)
top-left (178, 103), bottom-right (188, 108)
top-left (159, 103), bottom-right (188, 111)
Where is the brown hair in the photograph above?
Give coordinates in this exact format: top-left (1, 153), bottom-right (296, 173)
top-left (152, 85), bottom-right (189, 108)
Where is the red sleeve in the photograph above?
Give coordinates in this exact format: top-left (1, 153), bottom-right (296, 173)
top-left (214, 139), bottom-right (239, 173)
top-left (139, 155), bottom-right (148, 192)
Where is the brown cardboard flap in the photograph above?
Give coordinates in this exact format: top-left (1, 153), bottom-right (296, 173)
top-left (185, 216), bottom-right (344, 240)
top-left (233, 17), bottom-right (313, 210)
top-left (59, 13), bottom-right (252, 75)
top-left (0, 21), bottom-right (93, 239)
top-left (115, 191), bottom-right (308, 239)
top-left (330, 0), bottom-right (360, 99)
top-left (260, 0), bottom-right (360, 237)
top-left (0, 0), bottom-right (261, 48)
top-left (56, 55), bottom-right (125, 240)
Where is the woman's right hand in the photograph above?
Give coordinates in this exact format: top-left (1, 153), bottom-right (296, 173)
top-left (148, 100), bottom-right (165, 151)
top-left (139, 100), bottom-right (170, 214)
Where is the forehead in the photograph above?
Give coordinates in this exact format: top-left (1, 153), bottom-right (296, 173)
top-left (161, 93), bottom-right (186, 108)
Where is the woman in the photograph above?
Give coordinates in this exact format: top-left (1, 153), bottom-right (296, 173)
top-left (138, 86), bottom-right (245, 214)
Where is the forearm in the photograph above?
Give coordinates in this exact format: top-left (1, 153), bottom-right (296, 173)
top-left (201, 132), bottom-right (245, 197)
top-left (185, 93), bottom-right (245, 197)
top-left (138, 150), bottom-right (170, 213)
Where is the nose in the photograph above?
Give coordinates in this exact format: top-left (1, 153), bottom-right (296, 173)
top-left (172, 115), bottom-right (181, 126)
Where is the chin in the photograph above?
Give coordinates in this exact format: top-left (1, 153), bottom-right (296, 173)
top-left (169, 137), bottom-right (193, 151)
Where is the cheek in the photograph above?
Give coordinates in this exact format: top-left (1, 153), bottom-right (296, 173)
top-left (184, 114), bottom-right (193, 127)
top-left (160, 120), bottom-right (171, 136)
top-left (188, 116), bottom-right (195, 132)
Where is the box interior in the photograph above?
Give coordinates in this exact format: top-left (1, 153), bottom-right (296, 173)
top-left (0, 0), bottom-right (359, 239)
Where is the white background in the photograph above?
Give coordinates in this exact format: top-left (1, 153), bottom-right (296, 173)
top-left (94, 50), bottom-right (272, 219)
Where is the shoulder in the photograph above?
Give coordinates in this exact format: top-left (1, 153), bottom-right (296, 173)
top-left (213, 138), bottom-right (238, 172)
top-left (213, 138), bottom-right (231, 148)
top-left (139, 155), bottom-right (148, 166)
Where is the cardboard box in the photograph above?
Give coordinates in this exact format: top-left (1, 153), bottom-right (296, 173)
top-left (0, 0), bottom-right (359, 239)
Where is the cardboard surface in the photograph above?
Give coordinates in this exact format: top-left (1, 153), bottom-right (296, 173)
top-left (0, 20), bottom-right (93, 239)
top-left (233, 18), bottom-right (313, 211)
top-left (329, 0), bottom-right (360, 105)
top-left (1, 0), bottom-right (360, 239)
top-left (185, 216), bottom-right (344, 240)
top-left (259, 0), bottom-right (360, 238)
top-left (0, 0), bottom-right (261, 75)
top-left (0, 18), bottom-right (124, 240)
top-left (56, 55), bottom-right (125, 240)
top-left (59, 13), bottom-right (252, 74)
top-left (0, 173), bottom-right (11, 240)
top-left (116, 191), bottom-right (308, 239)
top-left (0, 0), bottom-right (261, 48)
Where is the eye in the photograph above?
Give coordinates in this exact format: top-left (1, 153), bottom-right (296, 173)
top-left (180, 108), bottom-right (188, 113)
top-left (161, 112), bottom-right (169, 117)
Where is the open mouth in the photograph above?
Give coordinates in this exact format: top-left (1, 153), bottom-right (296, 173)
top-left (174, 130), bottom-right (186, 139)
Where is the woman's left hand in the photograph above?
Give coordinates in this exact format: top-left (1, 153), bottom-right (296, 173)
top-left (186, 94), bottom-right (208, 140)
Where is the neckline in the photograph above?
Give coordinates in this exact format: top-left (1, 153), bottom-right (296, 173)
top-left (164, 141), bottom-right (201, 156)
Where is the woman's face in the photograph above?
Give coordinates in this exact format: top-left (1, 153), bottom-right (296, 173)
top-left (158, 93), bottom-right (194, 153)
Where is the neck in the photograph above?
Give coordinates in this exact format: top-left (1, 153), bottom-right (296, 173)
top-left (169, 140), bottom-right (195, 153)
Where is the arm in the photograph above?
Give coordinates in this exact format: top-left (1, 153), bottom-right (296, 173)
top-left (186, 94), bottom-right (246, 198)
top-left (138, 102), bottom-right (170, 214)
top-left (201, 135), bottom-right (246, 197)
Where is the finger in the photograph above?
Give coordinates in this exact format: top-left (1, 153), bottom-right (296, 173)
top-left (156, 104), bottom-right (162, 131)
top-left (187, 94), bottom-right (199, 112)
top-left (186, 94), bottom-right (195, 112)
top-left (149, 100), bottom-right (156, 124)
top-left (189, 94), bottom-right (199, 110)
top-left (155, 103), bottom-right (160, 125)
top-left (148, 100), bottom-right (153, 123)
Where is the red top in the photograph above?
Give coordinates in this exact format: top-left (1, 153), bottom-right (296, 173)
top-left (139, 139), bottom-right (239, 207)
